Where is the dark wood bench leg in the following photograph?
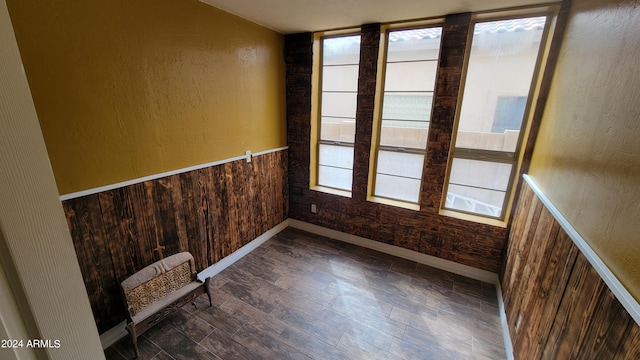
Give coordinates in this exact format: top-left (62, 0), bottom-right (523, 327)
top-left (126, 322), bottom-right (139, 358)
top-left (204, 277), bottom-right (213, 307)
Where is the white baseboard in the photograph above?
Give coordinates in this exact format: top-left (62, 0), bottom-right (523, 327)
top-left (197, 220), bottom-right (289, 281)
top-left (496, 283), bottom-right (515, 360)
top-left (287, 219), bottom-right (499, 284)
top-left (100, 321), bottom-right (127, 349)
top-left (99, 219), bottom-right (289, 349)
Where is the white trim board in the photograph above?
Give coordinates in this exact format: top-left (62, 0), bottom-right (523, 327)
top-left (99, 320), bottom-right (127, 350)
top-left (523, 175), bottom-right (640, 325)
top-left (99, 219), bottom-right (289, 349)
top-left (60, 146), bottom-right (288, 201)
top-left (496, 282), bottom-right (515, 360)
top-left (288, 219), bottom-right (499, 284)
top-left (197, 220), bottom-right (289, 281)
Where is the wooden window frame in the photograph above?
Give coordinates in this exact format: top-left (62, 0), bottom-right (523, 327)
top-left (310, 29), bottom-right (361, 197)
top-left (368, 20), bottom-right (444, 208)
top-left (442, 6), bottom-right (559, 222)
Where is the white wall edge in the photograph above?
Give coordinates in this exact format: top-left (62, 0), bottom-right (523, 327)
top-left (523, 174), bottom-right (640, 325)
top-left (60, 146), bottom-right (289, 201)
top-left (496, 282), bottom-right (515, 360)
top-left (288, 219), bottom-right (499, 284)
top-left (99, 219), bottom-right (289, 349)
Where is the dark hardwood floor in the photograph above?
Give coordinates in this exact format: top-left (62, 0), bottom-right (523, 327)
top-left (105, 227), bottom-right (506, 359)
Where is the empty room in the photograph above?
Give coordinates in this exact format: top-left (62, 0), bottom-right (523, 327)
top-left (1, 0), bottom-right (639, 359)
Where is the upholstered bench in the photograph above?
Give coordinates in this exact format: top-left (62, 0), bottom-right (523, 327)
top-left (120, 252), bottom-right (211, 358)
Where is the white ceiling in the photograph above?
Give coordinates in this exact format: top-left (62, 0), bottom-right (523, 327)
top-left (199, 0), bottom-right (550, 34)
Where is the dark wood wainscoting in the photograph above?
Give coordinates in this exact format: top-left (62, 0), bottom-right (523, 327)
top-left (502, 181), bottom-right (640, 359)
top-left (63, 150), bottom-right (288, 333)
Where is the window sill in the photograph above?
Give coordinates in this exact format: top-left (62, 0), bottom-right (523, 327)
top-left (310, 186), bottom-right (352, 198)
top-left (367, 196), bottom-right (420, 211)
top-left (439, 208), bottom-right (507, 228)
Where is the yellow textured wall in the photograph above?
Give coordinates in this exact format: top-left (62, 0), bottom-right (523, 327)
top-left (529, 0), bottom-right (640, 300)
top-left (7, 0), bottom-right (286, 195)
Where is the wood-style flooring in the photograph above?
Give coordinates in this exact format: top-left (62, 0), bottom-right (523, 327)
top-left (105, 227), bottom-right (506, 359)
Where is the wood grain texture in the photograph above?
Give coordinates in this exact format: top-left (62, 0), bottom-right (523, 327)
top-left (285, 14), bottom-right (507, 273)
top-left (542, 254), bottom-right (606, 359)
top-left (63, 150), bottom-right (288, 333)
top-left (615, 321), bottom-right (640, 359)
top-left (107, 228), bottom-right (505, 359)
top-left (502, 180), bottom-right (640, 359)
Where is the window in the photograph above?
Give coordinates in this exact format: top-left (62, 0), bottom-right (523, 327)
top-left (370, 25), bottom-right (442, 204)
top-left (492, 96), bottom-right (527, 133)
top-left (307, 8), bottom-right (556, 224)
top-left (444, 15), bottom-right (549, 219)
top-left (313, 33), bottom-right (361, 193)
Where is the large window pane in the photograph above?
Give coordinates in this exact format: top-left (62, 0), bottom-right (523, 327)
top-left (371, 26), bottom-right (442, 203)
top-left (322, 65), bottom-right (359, 92)
top-left (376, 174), bottom-right (422, 203)
top-left (375, 151), bottom-right (424, 203)
top-left (316, 34), bottom-right (360, 192)
top-left (380, 93), bottom-right (431, 148)
top-left (318, 144), bottom-right (354, 190)
top-left (379, 122), bottom-right (429, 149)
top-left (445, 158), bottom-right (512, 217)
top-left (320, 117), bottom-right (355, 143)
top-left (318, 166), bottom-right (353, 191)
top-left (455, 17), bottom-right (546, 153)
top-left (321, 92), bottom-right (357, 119)
top-left (382, 94), bottom-right (432, 121)
top-left (381, 27), bottom-right (441, 146)
top-left (384, 61), bottom-right (438, 92)
top-left (444, 16), bottom-right (548, 219)
top-left (322, 36), bottom-right (361, 65)
top-left (387, 27), bottom-right (442, 62)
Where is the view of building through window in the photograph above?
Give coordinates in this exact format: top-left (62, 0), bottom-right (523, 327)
top-left (317, 35), bottom-right (361, 191)
top-left (372, 26), bottom-right (442, 203)
top-left (312, 14), bottom-right (549, 220)
top-left (445, 16), bottom-right (547, 217)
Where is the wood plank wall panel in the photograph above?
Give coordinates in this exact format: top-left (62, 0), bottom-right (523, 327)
top-left (63, 151), bottom-right (288, 333)
top-left (615, 322), bottom-right (640, 359)
top-left (575, 281), bottom-right (634, 359)
top-left (502, 180), bottom-right (640, 359)
top-left (64, 194), bottom-right (121, 335)
top-left (285, 15), bottom-right (508, 273)
top-left (542, 255), bottom-right (607, 359)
